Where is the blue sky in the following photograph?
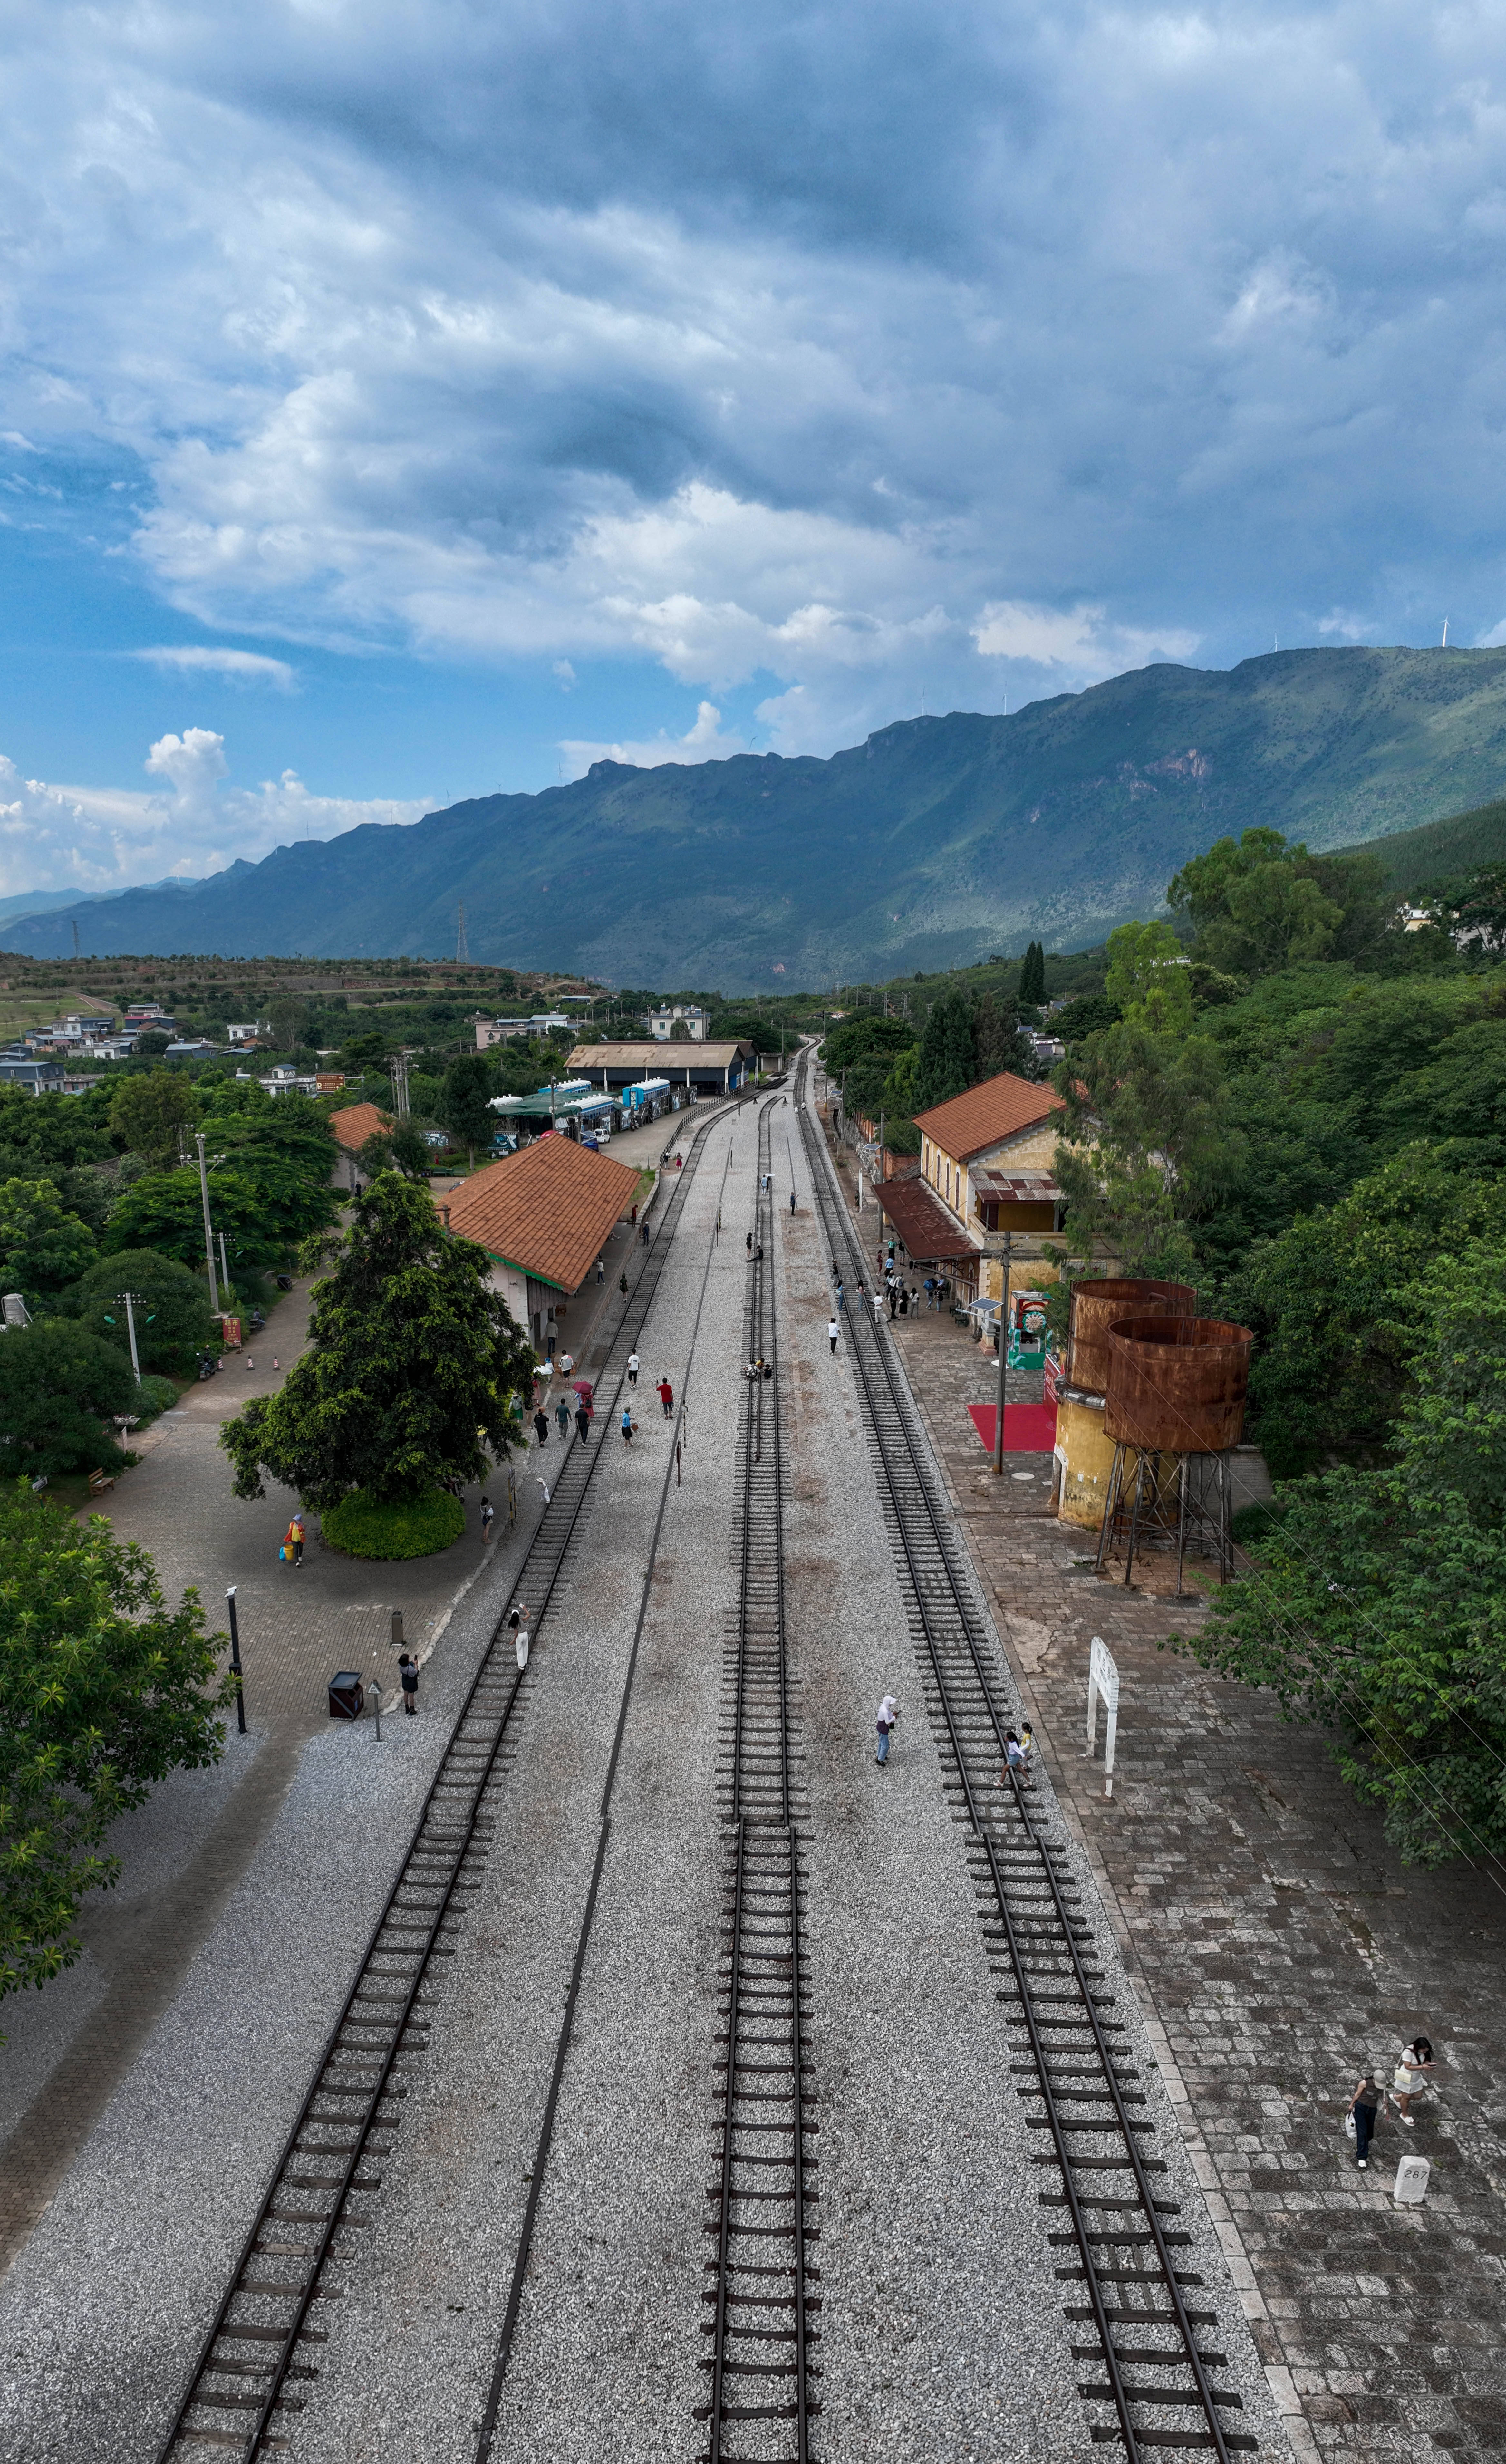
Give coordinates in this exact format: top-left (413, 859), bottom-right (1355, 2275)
top-left (3, 0), bottom-right (1506, 896)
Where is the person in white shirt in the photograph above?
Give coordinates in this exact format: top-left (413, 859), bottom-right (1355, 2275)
top-left (627, 1352), bottom-right (640, 1385)
top-left (876, 1695), bottom-right (899, 1765)
top-left (827, 1317), bottom-right (839, 1356)
top-left (871, 1290), bottom-right (884, 1326)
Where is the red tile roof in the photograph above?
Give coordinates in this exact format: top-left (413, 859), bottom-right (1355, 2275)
top-left (912, 1071), bottom-right (1064, 1163)
top-left (876, 1177), bottom-right (981, 1263)
top-left (445, 1134), bottom-right (641, 1294)
top-left (328, 1102), bottom-right (391, 1153)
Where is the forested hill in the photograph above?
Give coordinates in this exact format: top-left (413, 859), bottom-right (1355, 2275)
top-left (12, 645), bottom-right (1506, 985)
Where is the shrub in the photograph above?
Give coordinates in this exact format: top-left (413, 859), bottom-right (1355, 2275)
top-left (319, 1486), bottom-right (466, 1559)
top-left (133, 1374), bottom-right (180, 1422)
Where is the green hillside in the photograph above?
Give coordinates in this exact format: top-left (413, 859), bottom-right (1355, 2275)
top-left (1368, 793), bottom-right (1506, 894)
top-left (10, 645), bottom-right (1506, 985)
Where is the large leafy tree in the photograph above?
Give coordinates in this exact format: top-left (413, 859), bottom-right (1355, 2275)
top-left (440, 1051), bottom-right (498, 1165)
top-left (1104, 919), bottom-right (1194, 1036)
top-left (1051, 1024), bottom-right (1244, 1280)
top-left (1184, 1243), bottom-right (1506, 1865)
top-left (0, 1321), bottom-right (139, 1476)
top-left (106, 1153), bottom-right (337, 1270)
top-left (0, 1485), bottom-right (229, 2006)
top-left (1221, 1145), bottom-right (1506, 1474)
top-left (71, 1248), bottom-right (217, 1375)
top-left (221, 1174), bottom-right (536, 1509)
top-left (915, 992), bottom-right (977, 1109)
top-left (0, 1176), bottom-right (97, 1305)
top-left (109, 1069), bottom-right (195, 1169)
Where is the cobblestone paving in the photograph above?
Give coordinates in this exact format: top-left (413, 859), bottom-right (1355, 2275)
top-left (872, 1230), bottom-right (1506, 2464)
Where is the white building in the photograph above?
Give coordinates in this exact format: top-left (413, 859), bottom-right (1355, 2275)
top-left (645, 1004), bottom-right (707, 1041)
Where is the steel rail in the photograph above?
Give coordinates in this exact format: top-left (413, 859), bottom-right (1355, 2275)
top-left (797, 1079), bottom-right (1246, 2463)
top-left (156, 1101), bottom-right (737, 2462)
top-left (703, 1093), bottom-right (815, 2464)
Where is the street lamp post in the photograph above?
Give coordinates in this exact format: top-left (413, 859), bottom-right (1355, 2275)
top-left (225, 1585), bottom-right (247, 1734)
top-left (195, 1132), bottom-right (220, 1313)
top-left (123, 1290), bottom-right (142, 1383)
top-left (992, 1232), bottom-right (1013, 1477)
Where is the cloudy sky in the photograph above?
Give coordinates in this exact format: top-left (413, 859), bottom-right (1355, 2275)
top-left (2, 0), bottom-right (1505, 894)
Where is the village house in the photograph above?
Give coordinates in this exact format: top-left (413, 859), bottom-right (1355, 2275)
top-left (327, 1101), bottom-right (391, 1191)
top-left (878, 1071), bottom-right (1067, 1307)
top-left (444, 1132), bottom-right (640, 1357)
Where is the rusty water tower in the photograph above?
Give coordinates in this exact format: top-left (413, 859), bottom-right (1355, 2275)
top-left (1093, 1315), bottom-right (1253, 1589)
top-left (1053, 1279), bottom-right (1196, 1530)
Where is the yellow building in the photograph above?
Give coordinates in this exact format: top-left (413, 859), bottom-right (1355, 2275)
top-left (879, 1072), bottom-right (1068, 1304)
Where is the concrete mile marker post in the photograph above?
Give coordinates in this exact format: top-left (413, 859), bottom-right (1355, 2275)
top-left (1086, 1633), bottom-right (1119, 1797)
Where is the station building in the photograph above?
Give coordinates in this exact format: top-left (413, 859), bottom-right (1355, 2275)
top-left (878, 1070), bottom-right (1068, 1306)
top-left (444, 1132), bottom-right (641, 1356)
top-left (567, 1039), bottom-right (755, 1097)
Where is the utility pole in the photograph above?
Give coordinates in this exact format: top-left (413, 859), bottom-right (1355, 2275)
top-left (122, 1290), bottom-right (141, 1383)
top-left (218, 1230), bottom-right (230, 1298)
top-left (195, 1132), bottom-right (220, 1313)
top-left (992, 1232), bottom-right (1013, 1476)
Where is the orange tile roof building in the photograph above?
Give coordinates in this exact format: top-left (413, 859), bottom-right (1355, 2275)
top-left (882, 1071), bottom-right (1068, 1304)
top-left (327, 1102), bottom-right (391, 1192)
top-left (444, 1133), bottom-right (641, 1354)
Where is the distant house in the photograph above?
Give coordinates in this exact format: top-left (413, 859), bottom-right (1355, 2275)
top-left (878, 1072), bottom-right (1067, 1305)
top-left (0, 1056), bottom-right (68, 1095)
top-left (226, 1023), bottom-right (261, 1044)
top-left (645, 1004), bottom-right (707, 1042)
top-left (568, 1039), bottom-right (753, 1097)
top-left (327, 1101), bottom-right (391, 1191)
top-left (444, 1134), bottom-right (640, 1356)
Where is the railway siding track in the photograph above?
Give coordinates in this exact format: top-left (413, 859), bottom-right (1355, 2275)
top-left (156, 1107), bottom-right (731, 2464)
top-left (699, 1098), bottom-right (819, 2464)
top-left (798, 1084), bottom-right (1257, 2463)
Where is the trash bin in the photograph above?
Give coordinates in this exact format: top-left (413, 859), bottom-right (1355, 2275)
top-left (328, 1670), bottom-right (365, 1720)
top-left (1393, 2154), bottom-right (1430, 2206)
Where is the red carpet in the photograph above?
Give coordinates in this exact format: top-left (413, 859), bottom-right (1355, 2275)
top-left (968, 1402), bottom-right (1058, 1454)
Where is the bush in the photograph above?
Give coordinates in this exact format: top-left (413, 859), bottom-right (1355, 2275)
top-left (0, 1321), bottom-right (138, 1477)
top-left (319, 1486), bottom-right (466, 1559)
top-left (71, 1249), bottom-right (217, 1376)
top-left (133, 1374), bottom-right (180, 1422)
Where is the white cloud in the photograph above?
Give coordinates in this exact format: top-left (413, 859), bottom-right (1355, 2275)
top-left (3, 0), bottom-right (1506, 754)
top-left (0, 731), bottom-right (428, 899)
top-left (971, 601), bottom-right (1198, 679)
top-left (559, 700), bottom-right (748, 778)
top-left (133, 645), bottom-right (296, 688)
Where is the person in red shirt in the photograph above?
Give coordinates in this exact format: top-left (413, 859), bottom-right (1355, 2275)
top-left (656, 1376), bottom-right (674, 1419)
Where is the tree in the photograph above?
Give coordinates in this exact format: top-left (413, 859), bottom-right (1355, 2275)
top-left (1104, 920), bottom-right (1194, 1036)
top-left (1051, 1025), bottom-right (1244, 1279)
top-left (0, 1321), bottom-right (139, 1476)
top-left (220, 1174), bottom-right (536, 1510)
top-left (106, 1154), bottom-right (337, 1270)
top-left (0, 1484), bottom-right (229, 2006)
top-left (668, 1017), bottom-right (693, 1042)
top-left (0, 1177), bottom-right (97, 1305)
top-left (1018, 941), bottom-right (1046, 1006)
top-left (973, 990), bottom-right (1036, 1081)
top-left (439, 1052), bottom-right (497, 1166)
top-left (1166, 828), bottom-right (1365, 976)
top-left (1221, 1146), bottom-right (1506, 1474)
top-left (71, 1249), bottom-right (217, 1375)
top-left (109, 1069), bottom-right (194, 1169)
top-left (1183, 1242), bottom-right (1506, 1865)
top-left (265, 995), bottom-right (310, 1052)
top-left (915, 993), bottom-right (977, 1109)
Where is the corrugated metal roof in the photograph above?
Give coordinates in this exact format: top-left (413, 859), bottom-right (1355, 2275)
top-left (875, 1177), bottom-right (981, 1262)
top-left (445, 1134), bottom-right (641, 1295)
top-left (568, 1041), bottom-right (752, 1069)
top-left (912, 1071), bottom-right (1064, 1163)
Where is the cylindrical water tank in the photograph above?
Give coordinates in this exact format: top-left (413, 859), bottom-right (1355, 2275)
top-left (1067, 1279), bottom-right (1195, 1397)
top-left (1104, 1316), bottom-right (1253, 1454)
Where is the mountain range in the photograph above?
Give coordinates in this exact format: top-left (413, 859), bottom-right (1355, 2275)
top-left (8, 646), bottom-right (1506, 987)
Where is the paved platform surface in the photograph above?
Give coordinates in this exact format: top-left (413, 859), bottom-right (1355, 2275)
top-left (877, 1220), bottom-right (1506, 2463)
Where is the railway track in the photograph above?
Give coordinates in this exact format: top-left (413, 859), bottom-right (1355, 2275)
top-left (156, 1105), bottom-right (732, 2463)
top-left (699, 1097), bottom-right (819, 2464)
top-left (797, 1080), bottom-right (1254, 2463)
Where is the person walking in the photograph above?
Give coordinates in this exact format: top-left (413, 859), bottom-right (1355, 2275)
top-left (871, 1290), bottom-right (884, 1326)
top-left (1391, 2038), bottom-right (1435, 2125)
top-left (533, 1407), bottom-right (550, 1446)
top-left (619, 1270), bottom-right (629, 1295)
top-left (1001, 1731), bottom-right (1031, 1788)
top-left (575, 1400), bottom-right (591, 1445)
top-left (596, 1257), bottom-right (605, 1284)
top-left (888, 1284), bottom-right (899, 1320)
top-left (641, 1220), bottom-right (651, 1246)
top-left (628, 1351), bottom-right (640, 1386)
top-left (1348, 2071), bottom-right (1382, 2168)
top-left (620, 1405), bottom-right (636, 1445)
top-left (558, 1351), bottom-right (575, 1378)
top-left (657, 1375), bottom-right (674, 1419)
top-left (875, 1694), bottom-right (899, 1765)
top-left (789, 1190), bottom-right (796, 1213)
top-left (283, 1512), bottom-right (305, 1567)
top-left (747, 1230), bottom-right (754, 1256)
top-left (480, 1494), bottom-right (495, 1544)
top-left (555, 1395), bottom-right (571, 1438)
top-left (827, 1316), bottom-right (839, 1355)
top-left (398, 1652), bottom-right (418, 1715)
top-left (835, 1280), bottom-right (845, 1313)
